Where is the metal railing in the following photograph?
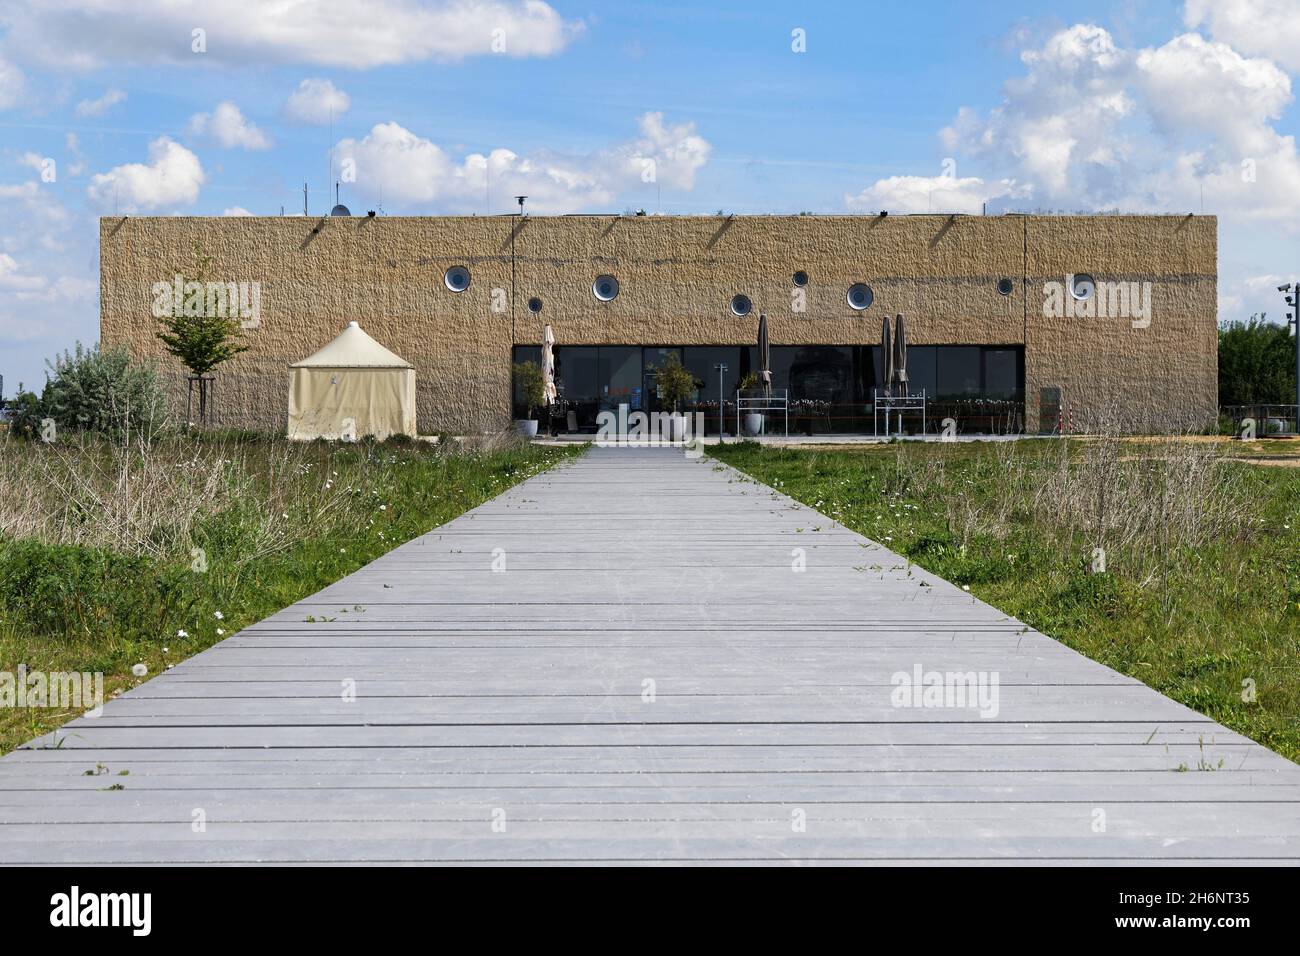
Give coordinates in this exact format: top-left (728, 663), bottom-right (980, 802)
top-left (873, 388), bottom-right (927, 437)
top-left (735, 388), bottom-right (789, 437)
top-left (1220, 405), bottom-right (1298, 435)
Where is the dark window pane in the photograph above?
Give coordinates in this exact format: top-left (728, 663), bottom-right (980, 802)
top-left (558, 346), bottom-right (598, 405)
top-left (937, 346), bottom-right (981, 399)
top-left (983, 348), bottom-right (1020, 399)
top-left (683, 347), bottom-right (742, 399)
top-left (906, 346), bottom-right (937, 399)
top-left (787, 346), bottom-right (853, 402)
top-left (600, 346), bottom-right (642, 409)
top-left (766, 347), bottom-right (795, 393)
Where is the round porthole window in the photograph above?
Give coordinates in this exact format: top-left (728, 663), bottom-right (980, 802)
top-left (847, 283), bottom-right (873, 310)
top-left (997, 278), bottom-right (1014, 296)
top-left (527, 297), bottom-right (543, 314)
top-left (730, 294), bottom-right (753, 317)
top-left (444, 266), bottom-right (471, 292)
top-left (593, 275), bottom-right (619, 301)
top-left (793, 270), bottom-right (809, 287)
top-left (1070, 274), bottom-right (1095, 301)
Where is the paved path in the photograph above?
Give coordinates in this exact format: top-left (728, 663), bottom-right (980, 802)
top-left (3, 445), bottom-right (1298, 865)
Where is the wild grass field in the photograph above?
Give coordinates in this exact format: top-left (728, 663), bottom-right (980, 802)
top-left (0, 430), bottom-right (582, 754)
top-left (710, 436), bottom-right (1300, 763)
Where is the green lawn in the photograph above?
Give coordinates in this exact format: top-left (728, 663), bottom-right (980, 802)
top-left (0, 432), bottom-right (583, 754)
top-left (710, 438), bottom-right (1300, 763)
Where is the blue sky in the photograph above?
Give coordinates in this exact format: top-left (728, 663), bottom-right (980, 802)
top-left (0, 0), bottom-right (1295, 391)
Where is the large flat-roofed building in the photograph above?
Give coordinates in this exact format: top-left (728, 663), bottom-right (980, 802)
top-left (100, 213), bottom-right (1217, 435)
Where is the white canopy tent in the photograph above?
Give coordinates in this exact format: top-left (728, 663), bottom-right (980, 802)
top-left (287, 321), bottom-right (417, 440)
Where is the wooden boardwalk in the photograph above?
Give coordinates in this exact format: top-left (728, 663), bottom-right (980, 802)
top-left (2, 445), bottom-right (1298, 865)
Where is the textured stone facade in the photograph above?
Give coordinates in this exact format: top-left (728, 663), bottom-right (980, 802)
top-left (100, 213), bottom-right (1217, 433)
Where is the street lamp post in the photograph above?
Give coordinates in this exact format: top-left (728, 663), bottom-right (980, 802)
top-left (714, 363), bottom-right (729, 444)
top-left (1279, 283), bottom-right (1300, 433)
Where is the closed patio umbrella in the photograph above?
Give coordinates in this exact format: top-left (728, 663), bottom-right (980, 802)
top-left (541, 324), bottom-right (557, 436)
top-left (753, 312), bottom-right (772, 437)
top-left (881, 316), bottom-right (894, 397)
top-left (542, 324), bottom-right (557, 405)
top-left (893, 313), bottom-right (908, 394)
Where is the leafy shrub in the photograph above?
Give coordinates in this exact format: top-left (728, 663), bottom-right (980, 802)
top-left (42, 343), bottom-right (168, 435)
top-left (5, 388), bottom-right (46, 439)
top-left (0, 539), bottom-right (154, 637)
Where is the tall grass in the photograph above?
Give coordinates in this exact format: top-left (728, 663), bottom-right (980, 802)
top-left (0, 429), bottom-right (541, 560)
top-left (888, 428), bottom-right (1254, 581)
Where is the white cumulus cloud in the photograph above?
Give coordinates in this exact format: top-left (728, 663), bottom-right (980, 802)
top-left (86, 136), bottom-right (205, 211)
top-left (187, 101), bottom-right (272, 150)
top-left (283, 78), bottom-right (351, 125)
top-left (859, 23), bottom-right (1300, 223)
top-left (1185, 0), bottom-right (1300, 72)
top-left (846, 174), bottom-right (1029, 214)
top-left (334, 112), bottom-right (712, 213)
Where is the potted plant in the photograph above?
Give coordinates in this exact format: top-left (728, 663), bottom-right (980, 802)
top-left (737, 371), bottom-right (764, 436)
top-left (654, 353), bottom-right (698, 441)
top-left (512, 360), bottom-right (545, 438)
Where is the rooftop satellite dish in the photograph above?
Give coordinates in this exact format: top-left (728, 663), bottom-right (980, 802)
top-left (330, 182), bottom-right (350, 216)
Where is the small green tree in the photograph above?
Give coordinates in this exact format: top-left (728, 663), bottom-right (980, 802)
top-left (155, 246), bottom-right (250, 423)
top-left (654, 353), bottom-right (699, 413)
top-left (512, 361), bottom-right (545, 420)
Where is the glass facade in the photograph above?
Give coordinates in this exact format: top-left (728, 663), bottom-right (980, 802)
top-left (512, 344), bottom-right (1024, 435)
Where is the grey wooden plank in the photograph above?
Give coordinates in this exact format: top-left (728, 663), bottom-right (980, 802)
top-left (25, 725), bottom-right (1259, 751)
top-left (1, 776), bottom-right (1296, 804)
top-left (2, 836), bottom-right (1298, 865)
top-left (3, 444), bottom-right (1299, 865)
top-left (4, 808), bottom-right (1300, 845)
top-left (4, 752), bottom-right (1290, 778)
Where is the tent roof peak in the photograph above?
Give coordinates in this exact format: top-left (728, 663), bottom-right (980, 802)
top-left (290, 321), bottom-right (412, 369)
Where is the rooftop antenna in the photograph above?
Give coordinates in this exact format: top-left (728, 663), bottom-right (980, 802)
top-left (510, 196), bottom-right (527, 345)
top-left (303, 182), bottom-right (308, 217)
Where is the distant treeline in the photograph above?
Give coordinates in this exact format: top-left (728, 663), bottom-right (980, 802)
top-left (1219, 315), bottom-right (1296, 407)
